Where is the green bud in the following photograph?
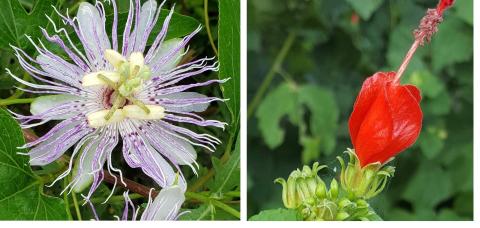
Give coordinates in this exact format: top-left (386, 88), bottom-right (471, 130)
top-left (315, 180), bottom-right (328, 199)
top-left (338, 198), bottom-right (352, 209)
top-left (275, 162), bottom-right (328, 209)
top-left (355, 199), bottom-right (369, 208)
top-left (328, 179), bottom-right (339, 199)
top-left (335, 211), bottom-right (350, 221)
top-left (338, 149), bottom-right (395, 200)
top-left (314, 199), bottom-right (337, 221)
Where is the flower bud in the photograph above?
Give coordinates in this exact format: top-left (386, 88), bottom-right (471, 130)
top-left (312, 199), bottom-right (337, 221)
top-left (328, 178), bottom-right (338, 199)
top-left (335, 211), bottom-right (350, 221)
top-left (337, 149), bottom-right (395, 200)
top-left (275, 162), bottom-right (327, 209)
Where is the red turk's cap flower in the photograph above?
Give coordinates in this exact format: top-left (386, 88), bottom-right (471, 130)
top-left (348, 72), bottom-right (422, 167)
top-left (348, 0), bottom-right (454, 167)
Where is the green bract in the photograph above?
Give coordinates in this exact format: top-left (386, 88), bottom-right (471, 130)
top-left (337, 149), bottom-right (395, 200)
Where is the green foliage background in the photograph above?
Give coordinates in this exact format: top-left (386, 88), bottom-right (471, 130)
top-left (0, 0), bottom-right (239, 220)
top-left (247, 0), bottom-right (473, 221)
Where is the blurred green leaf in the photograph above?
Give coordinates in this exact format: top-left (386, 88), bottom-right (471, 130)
top-left (0, 108), bottom-right (68, 220)
top-left (453, 0), bottom-right (473, 26)
top-left (218, 0), bottom-right (240, 132)
top-left (387, 25), bottom-right (426, 76)
top-left (436, 209), bottom-right (468, 221)
top-left (431, 17), bottom-right (473, 71)
top-left (249, 208), bottom-right (300, 221)
top-left (406, 71), bottom-right (444, 98)
top-left (298, 85), bottom-right (338, 158)
top-left (256, 82), bottom-right (338, 163)
top-left (256, 83), bottom-right (298, 149)
top-left (419, 123), bottom-right (447, 159)
top-left (403, 163), bottom-right (452, 210)
top-left (345, 0), bottom-right (383, 20)
top-left (423, 90), bottom-right (452, 116)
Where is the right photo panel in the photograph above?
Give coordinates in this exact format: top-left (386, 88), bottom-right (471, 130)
top-left (247, 0), bottom-right (473, 221)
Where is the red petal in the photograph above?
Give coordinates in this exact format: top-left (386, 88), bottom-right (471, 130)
top-left (373, 84), bottom-right (422, 163)
top-left (353, 83), bottom-right (393, 166)
top-left (404, 84), bottom-right (422, 102)
top-left (349, 72), bottom-right (423, 166)
top-left (348, 72), bottom-right (395, 146)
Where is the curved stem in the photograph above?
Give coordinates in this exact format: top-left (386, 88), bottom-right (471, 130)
top-left (0, 98), bottom-right (35, 106)
top-left (204, 0), bottom-right (218, 56)
top-left (71, 191), bottom-right (82, 221)
top-left (185, 192), bottom-right (240, 219)
top-left (88, 193), bottom-right (143, 205)
top-left (247, 32), bottom-right (296, 119)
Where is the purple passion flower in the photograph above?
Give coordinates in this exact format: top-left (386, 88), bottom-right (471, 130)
top-left (8, 0), bottom-right (226, 199)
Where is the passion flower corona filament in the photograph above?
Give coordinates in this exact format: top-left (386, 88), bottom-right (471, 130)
top-left (7, 0), bottom-right (227, 201)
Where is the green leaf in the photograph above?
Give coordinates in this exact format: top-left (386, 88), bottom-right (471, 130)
top-left (0, 50), bottom-right (18, 89)
top-left (406, 71), bottom-right (444, 98)
top-left (180, 204), bottom-right (214, 221)
top-left (256, 83), bottom-right (338, 162)
top-left (436, 209), bottom-right (467, 221)
top-left (208, 136), bottom-right (240, 194)
top-left (431, 17), bottom-right (473, 71)
top-left (419, 122), bottom-right (447, 159)
top-left (256, 83), bottom-right (298, 149)
top-left (298, 85), bottom-right (339, 157)
top-left (453, 0), bottom-right (473, 26)
top-left (345, 0), bottom-right (383, 20)
top-left (218, 0), bottom-right (240, 133)
top-left (388, 25), bottom-right (426, 77)
top-left (0, 0), bottom-right (60, 51)
top-left (249, 208), bottom-right (300, 221)
top-left (365, 208), bottom-right (383, 221)
top-left (423, 90), bottom-right (452, 116)
top-left (403, 163), bottom-right (452, 210)
top-left (0, 108), bottom-right (68, 220)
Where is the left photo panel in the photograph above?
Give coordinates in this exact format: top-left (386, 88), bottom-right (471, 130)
top-left (0, 0), bottom-right (240, 221)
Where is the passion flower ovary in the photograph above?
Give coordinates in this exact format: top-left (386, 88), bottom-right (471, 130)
top-left (82, 49), bottom-right (165, 128)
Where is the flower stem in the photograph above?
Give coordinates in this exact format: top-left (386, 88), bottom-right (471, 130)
top-left (87, 193), bottom-right (143, 205)
top-left (71, 191), bottom-right (82, 221)
top-left (393, 37), bottom-right (421, 84)
top-left (247, 32), bottom-right (296, 119)
top-left (204, 0), bottom-right (218, 56)
top-left (63, 178), bottom-right (74, 220)
top-left (102, 171), bottom-right (239, 218)
top-left (0, 98), bottom-right (35, 106)
top-left (185, 192), bottom-right (240, 219)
